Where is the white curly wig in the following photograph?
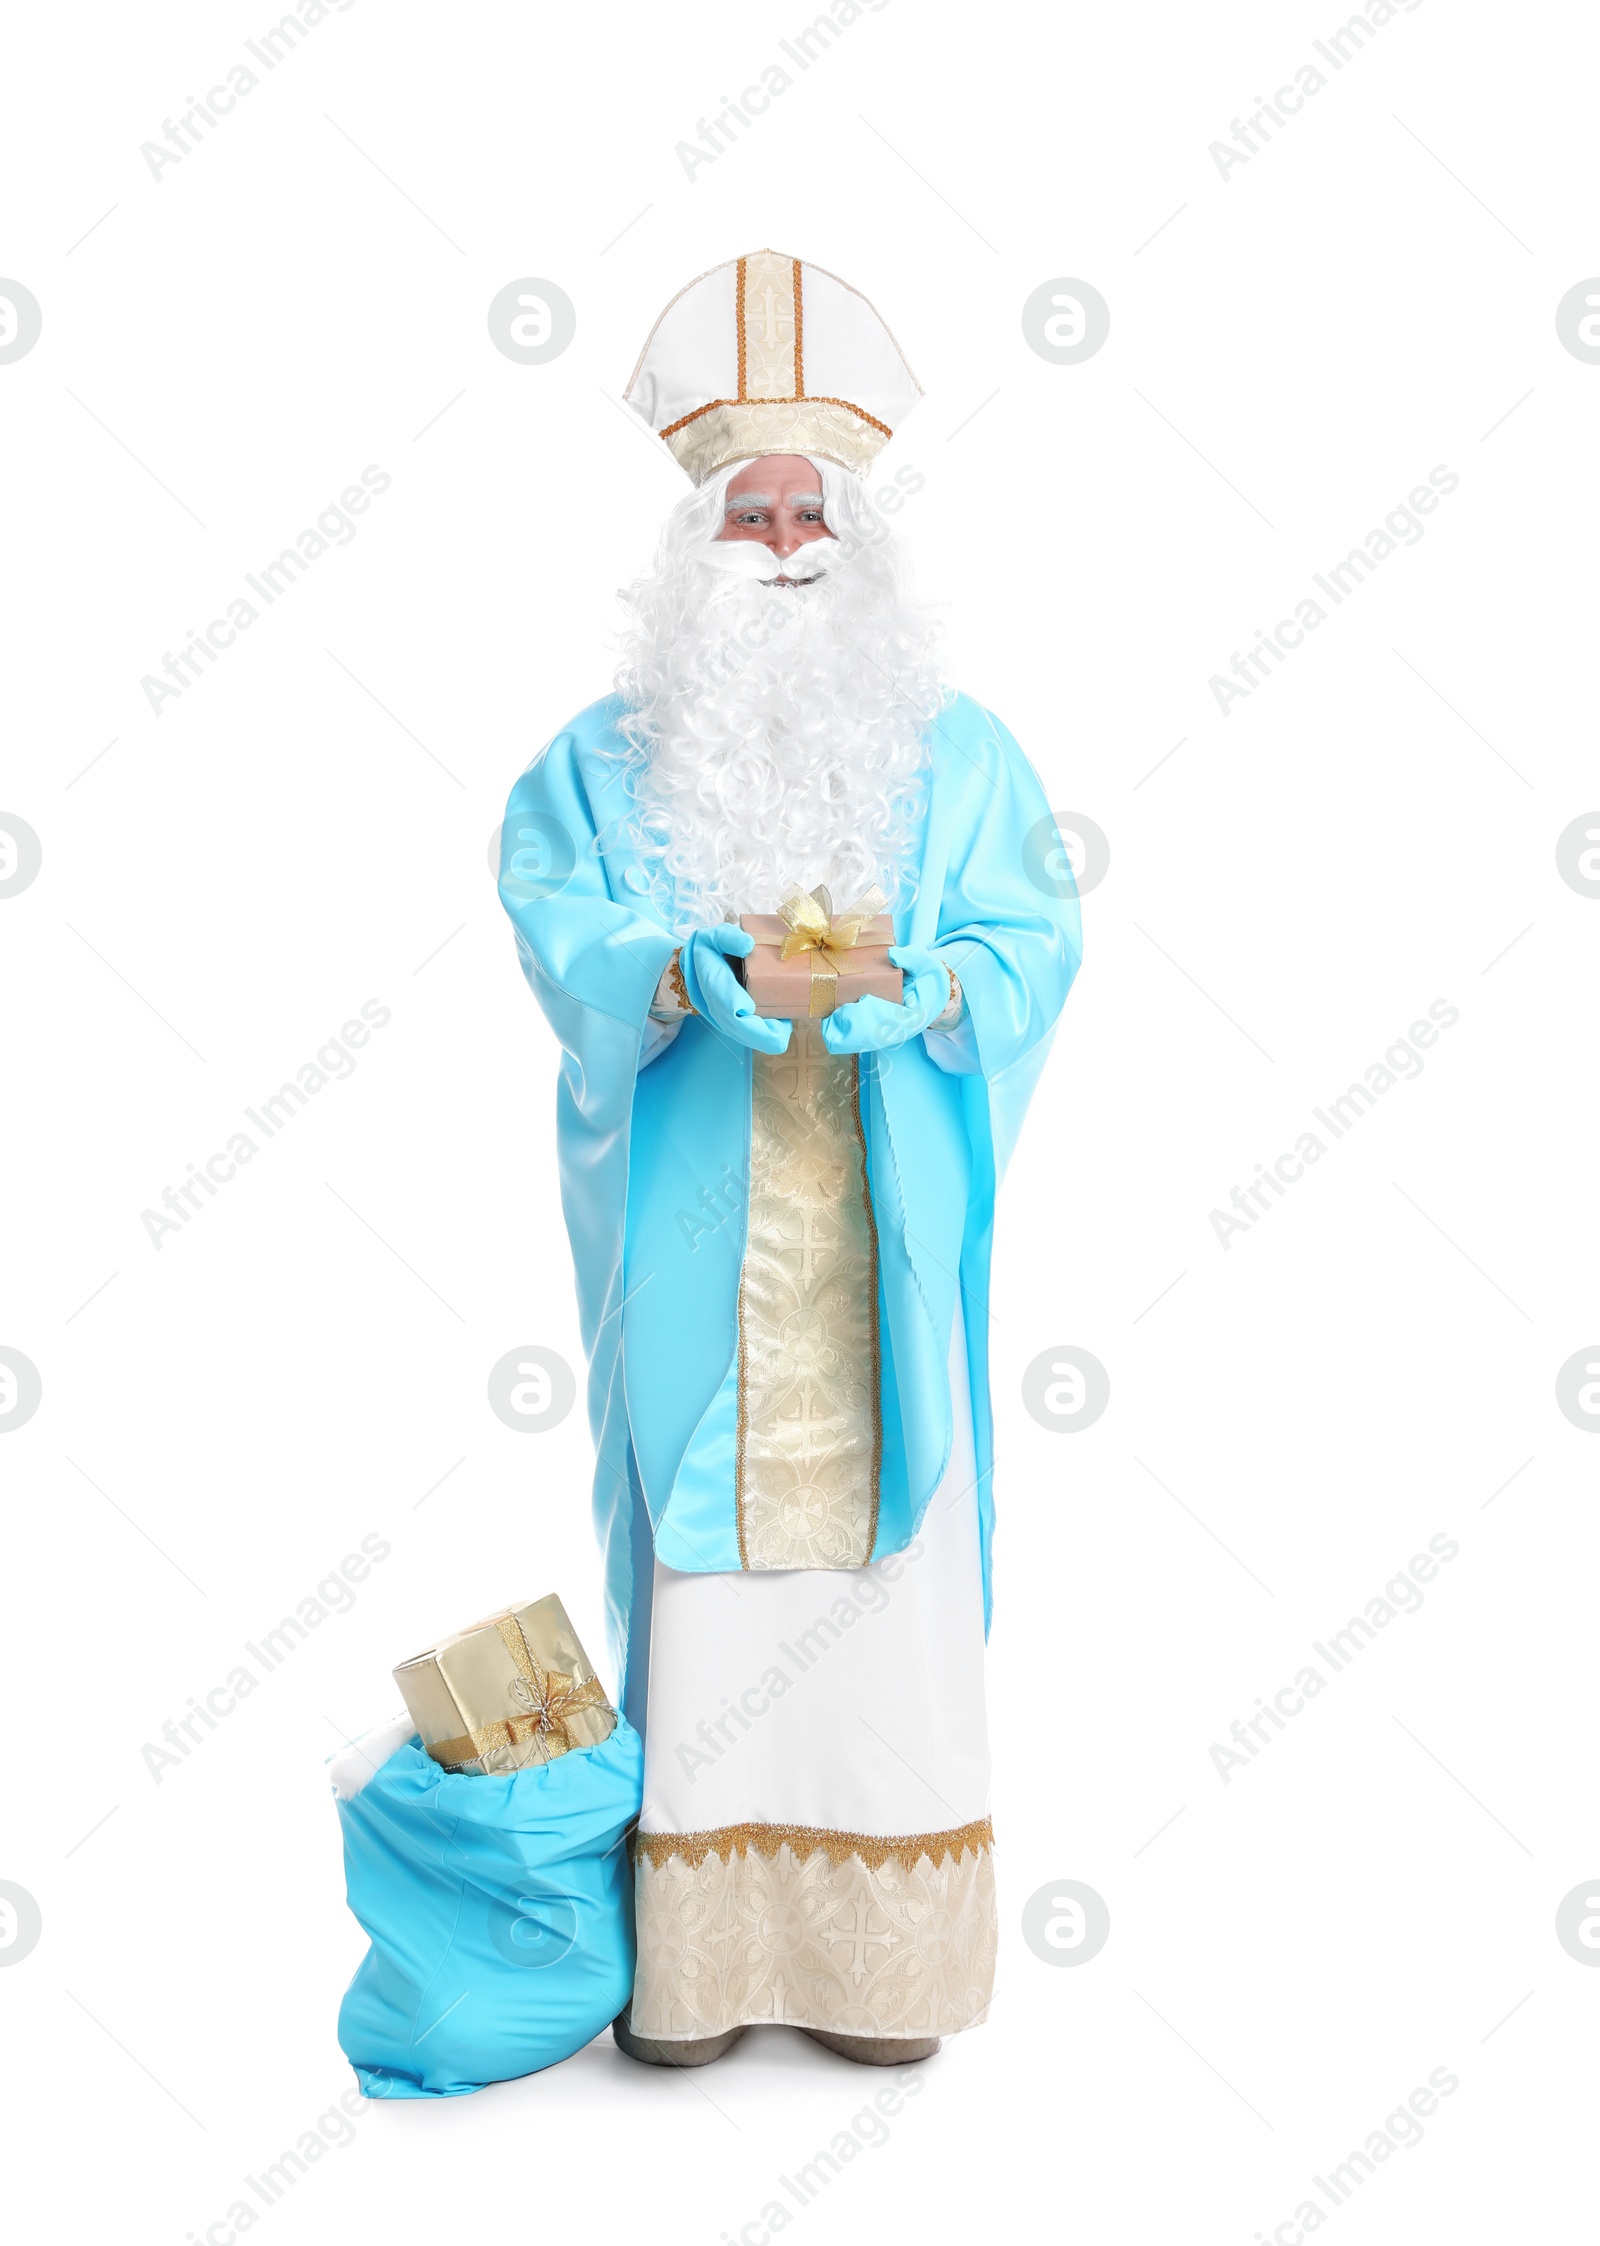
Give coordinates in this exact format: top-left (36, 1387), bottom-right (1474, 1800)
top-left (608, 456), bottom-right (946, 934)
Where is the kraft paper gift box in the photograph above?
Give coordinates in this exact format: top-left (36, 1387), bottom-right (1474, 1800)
top-left (393, 1593), bottom-right (616, 1776)
top-left (737, 883), bottom-right (902, 1021)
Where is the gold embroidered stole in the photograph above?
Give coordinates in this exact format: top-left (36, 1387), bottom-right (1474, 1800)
top-left (735, 1021), bottom-right (881, 1569)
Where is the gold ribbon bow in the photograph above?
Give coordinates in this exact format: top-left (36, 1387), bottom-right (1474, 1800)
top-left (777, 882), bottom-right (888, 1018)
top-left (427, 1612), bottom-right (611, 1770)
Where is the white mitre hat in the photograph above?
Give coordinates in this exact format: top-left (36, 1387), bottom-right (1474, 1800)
top-left (624, 248), bottom-right (921, 484)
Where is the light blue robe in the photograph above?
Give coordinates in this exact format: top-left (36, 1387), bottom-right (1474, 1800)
top-left (497, 693), bottom-right (1080, 1726)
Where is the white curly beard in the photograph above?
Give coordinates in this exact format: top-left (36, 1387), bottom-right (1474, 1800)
top-left (609, 459), bottom-right (946, 934)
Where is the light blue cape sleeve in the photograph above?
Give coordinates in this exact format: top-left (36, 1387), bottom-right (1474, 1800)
top-left (496, 702), bottom-right (676, 1716)
top-left (873, 694), bottom-right (1083, 1623)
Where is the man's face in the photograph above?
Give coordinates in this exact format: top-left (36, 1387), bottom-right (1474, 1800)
top-left (716, 454), bottom-right (835, 586)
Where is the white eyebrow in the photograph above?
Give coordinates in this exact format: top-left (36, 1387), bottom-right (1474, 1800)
top-left (723, 489), bottom-right (825, 510)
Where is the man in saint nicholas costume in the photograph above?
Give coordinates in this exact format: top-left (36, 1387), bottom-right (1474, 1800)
top-left (497, 252), bottom-right (1081, 2066)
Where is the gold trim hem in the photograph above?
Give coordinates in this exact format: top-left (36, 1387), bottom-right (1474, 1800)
top-left (632, 1816), bottom-right (994, 1873)
top-left (630, 1826), bottom-right (997, 2039)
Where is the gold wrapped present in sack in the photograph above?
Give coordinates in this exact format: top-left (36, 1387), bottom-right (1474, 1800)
top-left (737, 883), bottom-right (901, 1020)
top-left (393, 1594), bottom-right (616, 1775)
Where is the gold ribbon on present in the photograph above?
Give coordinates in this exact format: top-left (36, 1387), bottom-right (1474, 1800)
top-left (776, 882), bottom-right (888, 1018)
top-left (425, 1612), bottom-right (611, 1770)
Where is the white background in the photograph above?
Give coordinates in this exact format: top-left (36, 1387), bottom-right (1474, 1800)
top-left (3, 2), bottom-right (1597, 2239)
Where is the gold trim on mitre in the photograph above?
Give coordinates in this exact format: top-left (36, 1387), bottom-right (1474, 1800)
top-left (665, 397), bottom-right (893, 483)
top-left (625, 249), bottom-right (921, 484)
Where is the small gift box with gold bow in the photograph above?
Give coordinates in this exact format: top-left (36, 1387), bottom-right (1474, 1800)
top-left (393, 1594), bottom-right (616, 1776)
top-left (737, 883), bottom-right (902, 1020)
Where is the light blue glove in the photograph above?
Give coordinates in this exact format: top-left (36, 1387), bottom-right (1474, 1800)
top-left (820, 945), bottom-right (954, 1055)
top-left (678, 924), bottom-right (792, 1056)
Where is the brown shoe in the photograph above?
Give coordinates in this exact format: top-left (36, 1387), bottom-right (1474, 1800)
top-left (801, 2028), bottom-right (941, 2065)
top-left (612, 2008), bottom-right (747, 2068)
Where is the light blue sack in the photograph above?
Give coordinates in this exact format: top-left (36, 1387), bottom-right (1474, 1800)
top-left (334, 1717), bottom-right (642, 2096)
